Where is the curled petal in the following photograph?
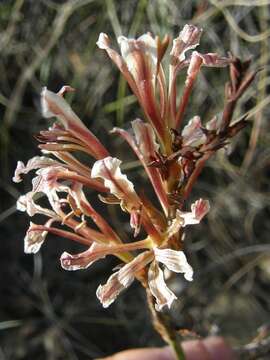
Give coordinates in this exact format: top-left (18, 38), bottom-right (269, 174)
top-left (96, 272), bottom-right (126, 308)
top-left (171, 24), bottom-right (202, 63)
top-left (97, 251), bottom-right (153, 307)
top-left (60, 243), bottom-right (106, 271)
top-left (13, 156), bottom-right (60, 183)
top-left (41, 87), bottom-right (109, 159)
top-left (148, 261), bottom-right (177, 312)
top-left (118, 33), bottom-right (157, 82)
top-left (179, 199), bottom-right (210, 226)
top-left (24, 220), bottom-right (53, 254)
top-left (197, 52), bottom-right (231, 67)
top-left (154, 248), bottom-right (193, 281)
top-left (17, 191), bottom-right (56, 218)
top-left (182, 116), bottom-right (206, 147)
top-left (91, 157), bottom-right (139, 206)
top-left (132, 119), bottom-right (159, 161)
top-left (191, 198), bottom-right (210, 221)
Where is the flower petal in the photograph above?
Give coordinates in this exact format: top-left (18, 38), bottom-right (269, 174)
top-left (97, 251), bottom-right (153, 307)
top-left (154, 248), bottom-right (193, 281)
top-left (24, 220), bottom-right (53, 254)
top-left (132, 119), bottom-right (159, 161)
top-left (191, 198), bottom-right (210, 222)
top-left (179, 199), bottom-right (210, 226)
top-left (91, 157), bottom-right (139, 206)
top-left (41, 87), bottom-right (108, 159)
top-left (118, 33), bottom-right (157, 82)
top-left (13, 156), bottom-right (60, 183)
top-left (60, 242), bottom-right (106, 271)
top-left (182, 116), bottom-right (206, 147)
top-left (170, 24), bottom-right (202, 63)
top-left (17, 191), bottom-right (56, 218)
top-left (148, 261), bottom-right (177, 311)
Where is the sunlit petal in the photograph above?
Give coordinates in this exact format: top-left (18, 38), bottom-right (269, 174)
top-left (148, 261), bottom-right (177, 311)
top-left (60, 242), bottom-right (106, 271)
top-left (91, 157), bottom-right (139, 205)
top-left (97, 251), bottom-right (153, 307)
top-left (24, 219), bottom-right (54, 254)
top-left (154, 248), bottom-right (193, 281)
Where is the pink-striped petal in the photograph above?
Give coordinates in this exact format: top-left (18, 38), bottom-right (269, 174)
top-left (97, 251), bottom-right (153, 307)
top-left (60, 242), bottom-right (106, 271)
top-left (24, 219), bottom-right (54, 254)
top-left (91, 157), bottom-right (139, 206)
top-left (170, 24), bottom-right (202, 63)
top-left (41, 87), bottom-right (109, 159)
top-left (13, 156), bottom-right (60, 183)
top-left (148, 261), bottom-right (177, 311)
top-left (154, 248), bottom-right (193, 281)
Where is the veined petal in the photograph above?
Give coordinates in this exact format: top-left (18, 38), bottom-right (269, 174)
top-left (178, 199), bottom-right (210, 226)
top-left (154, 248), bottom-right (193, 281)
top-left (41, 87), bottom-right (84, 126)
top-left (132, 119), bottom-right (159, 161)
top-left (97, 251), bottom-right (153, 308)
top-left (112, 125), bottom-right (169, 214)
top-left (13, 156), bottom-right (60, 183)
top-left (60, 242), bottom-right (106, 271)
top-left (197, 52), bottom-right (231, 67)
top-left (148, 261), bottom-right (177, 311)
top-left (170, 24), bottom-right (202, 63)
top-left (96, 271), bottom-right (126, 308)
top-left (41, 87), bottom-right (109, 159)
top-left (91, 157), bottom-right (139, 205)
top-left (118, 33), bottom-right (157, 82)
top-left (182, 116), bottom-right (206, 147)
top-left (191, 198), bottom-right (210, 221)
top-left (24, 219), bottom-right (53, 254)
top-left (17, 191), bottom-right (56, 218)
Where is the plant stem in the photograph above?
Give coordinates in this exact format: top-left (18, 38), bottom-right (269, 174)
top-left (146, 288), bottom-right (186, 360)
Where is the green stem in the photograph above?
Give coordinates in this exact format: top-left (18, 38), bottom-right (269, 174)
top-left (146, 288), bottom-right (186, 360)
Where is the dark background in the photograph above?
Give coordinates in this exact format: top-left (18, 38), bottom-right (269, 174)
top-left (0, 1), bottom-right (269, 359)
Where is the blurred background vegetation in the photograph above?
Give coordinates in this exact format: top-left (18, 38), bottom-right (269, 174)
top-left (0, 0), bottom-right (269, 359)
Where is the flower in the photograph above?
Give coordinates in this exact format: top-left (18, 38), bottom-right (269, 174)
top-left (14, 23), bottom-right (250, 315)
top-left (96, 247), bottom-right (194, 311)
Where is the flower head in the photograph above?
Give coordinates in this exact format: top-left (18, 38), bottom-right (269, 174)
top-left (14, 23), bottom-right (253, 314)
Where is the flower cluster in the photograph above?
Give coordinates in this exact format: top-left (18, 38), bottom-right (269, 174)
top-left (14, 25), bottom-right (254, 311)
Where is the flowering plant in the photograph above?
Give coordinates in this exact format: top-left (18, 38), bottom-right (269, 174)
top-left (14, 24), bottom-right (256, 359)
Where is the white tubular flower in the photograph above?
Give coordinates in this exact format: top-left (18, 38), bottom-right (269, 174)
top-left (60, 243), bottom-right (107, 271)
top-left (24, 220), bottom-right (54, 254)
top-left (170, 24), bottom-right (202, 63)
top-left (132, 119), bottom-right (159, 161)
top-left (13, 156), bottom-right (60, 183)
top-left (167, 199), bottom-right (210, 238)
top-left (97, 251), bottom-right (153, 308)
top-left (148, 261), bottom-right (177, 312)
top-left (154, 248), bottom-right (193, 281)
top-left (91, 157), bottom-right (139, 207)
top-left (41, 87), bottom-right (109, 159)
top-left (179, 199), bottom-right (210, 226)
top-left (182, 116), bottom-right (207, 147)
top-left (17, 192), bottom-right (56, 218)
top-left (118, 33), bottom-right (157, 82)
